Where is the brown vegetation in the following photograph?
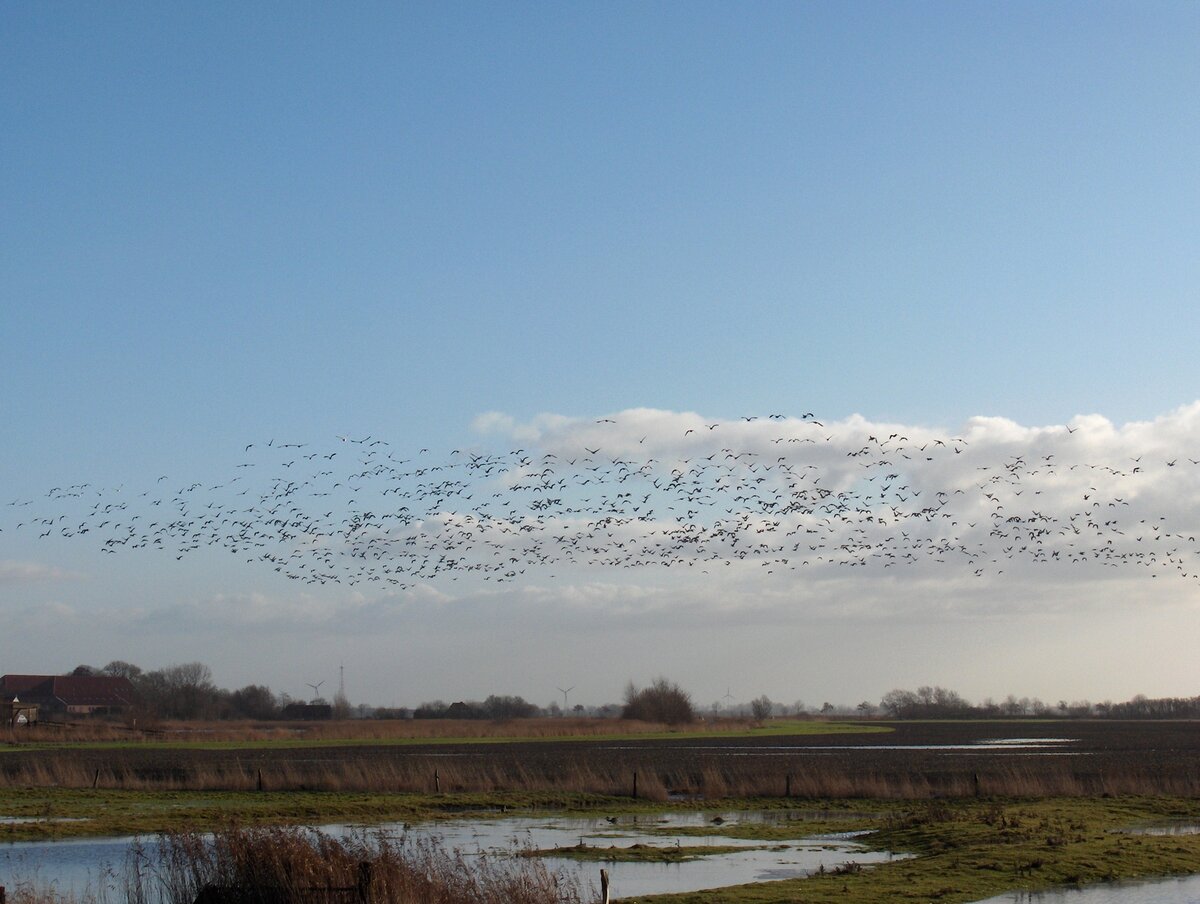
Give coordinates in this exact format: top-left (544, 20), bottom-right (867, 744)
top-left (621, 678), bottom-right (695, 725)
top-left (10, 715), bottom-right (732, 745)
top-left (3, 720), bottom-right (1198, 800)
top-left (5, 825), bottom-right (589, 904)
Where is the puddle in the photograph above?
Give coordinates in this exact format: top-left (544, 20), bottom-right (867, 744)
top-left (599, 739), bottom-right (1080, 754)
top-left (975, 738), bottom-right (1076, 747)
top-left (971, 873), bottom-right (1200, 903)
top-left (1120, 822), bottom-right (1200, 836)
top-left (0, 810), bottom-right (904, 899)
top-left (0, 817), bottom-right (90, 824)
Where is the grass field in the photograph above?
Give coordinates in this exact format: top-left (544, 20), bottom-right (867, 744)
top-left (3, 716), bottom-right (886, 749)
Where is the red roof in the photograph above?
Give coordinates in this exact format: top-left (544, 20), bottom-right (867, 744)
top-left (0, 675), bottom-right (48, 694)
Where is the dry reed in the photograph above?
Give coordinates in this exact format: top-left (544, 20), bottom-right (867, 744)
top-left (5, 826), bottom-right (593, 904)
top-left (3, 745), bottom-right (1197, 799)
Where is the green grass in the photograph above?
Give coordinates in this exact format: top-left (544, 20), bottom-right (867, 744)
top-left (635, 797), bottom-right (1200, 903)
top-left (0, 788), bottom-right (609, 841)
top-left (524, 842), bottom-right (754, 862)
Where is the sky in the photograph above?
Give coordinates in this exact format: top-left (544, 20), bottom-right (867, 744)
top-left (2, 2), bottom-right (1199, 711)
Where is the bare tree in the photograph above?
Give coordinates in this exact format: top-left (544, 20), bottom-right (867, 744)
top-left (622, 677), bottom-right (695, 725)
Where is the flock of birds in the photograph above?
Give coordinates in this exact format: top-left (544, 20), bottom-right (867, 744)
top-left (8, 413), bottom-right (1200, 589)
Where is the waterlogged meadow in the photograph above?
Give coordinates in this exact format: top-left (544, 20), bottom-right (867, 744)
top-left (2, 825), bottom-right (591, 904)
top-left (4, 799), bottom-right (1200, 904)
top-left (2, 721), bottom-right (1200, 902)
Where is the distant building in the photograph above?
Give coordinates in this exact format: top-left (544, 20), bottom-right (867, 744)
top-left (0, 696), bottom-right (38, 726)
top-left (282, 702), bottom-right (332, 720)
top-left (0, 675), bottom-right (137, 717)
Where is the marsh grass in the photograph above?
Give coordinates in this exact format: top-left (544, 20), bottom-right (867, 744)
top-left (635, 797), bottom-right (1200, 904)
top-left (4, 748), bottom-right (1199, 800)
top-left (523, 841), bottom-right (751, 862)
top-left (5, 825), bottom-right (592, 904)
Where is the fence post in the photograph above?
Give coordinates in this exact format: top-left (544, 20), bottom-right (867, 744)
top-left (600, 869), bottom-right (610, 904)
top-left (785, 774), bottom-right (791, 797)
top-left (632, 771), bottom-right (638, 799)
top-left (257, 769), bottom-right (263, 792)
top-left (92, 768), bottom-right (100, 789)
top-left (434, 768), bottom-right (440, 793)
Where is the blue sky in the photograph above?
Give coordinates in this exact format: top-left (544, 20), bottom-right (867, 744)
top-left (3, 3), bottom-right (1199, 708)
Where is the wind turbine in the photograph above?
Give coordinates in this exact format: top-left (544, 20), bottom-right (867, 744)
top-left (556, 685), bottom-right (574, 714)
top-left (306, 680), bottom-right (325, 701)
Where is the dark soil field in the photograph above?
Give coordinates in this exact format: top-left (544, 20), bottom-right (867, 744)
top-left (3, 720), bottom-right (1197, 799)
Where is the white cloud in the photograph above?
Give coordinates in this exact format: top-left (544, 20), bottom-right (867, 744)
top-left (7, 403), bottom-right (1200, 703)
top-left (0, 560), bottom-right (76, 584)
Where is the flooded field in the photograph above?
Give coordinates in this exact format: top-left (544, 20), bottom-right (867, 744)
top-left (0, 810), bottom-right (904, 899)
top-left (2, 723), bottom-right (1198, 902)
top-left (973, 873), bottom-right (1200, 903)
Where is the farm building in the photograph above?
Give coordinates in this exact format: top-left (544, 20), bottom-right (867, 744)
top-left (0, 674), bottom-right (138, 716)
top-left (0, 697), bottom-right (38, 726)
top-left (282, 702), bottom-right (333, 720)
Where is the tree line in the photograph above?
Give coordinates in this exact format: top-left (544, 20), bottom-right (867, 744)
top-left (70, 661), bottom-right (349, 721)
top-left (871, 685), bottom-right (1200, 720)
top-left (66, 663), bottom-right (700, 724)
top-left (64, 663), bottom-right (1197, 723)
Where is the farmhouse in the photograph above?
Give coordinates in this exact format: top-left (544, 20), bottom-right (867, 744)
top-left (0, 674), bottom-right (138, 717)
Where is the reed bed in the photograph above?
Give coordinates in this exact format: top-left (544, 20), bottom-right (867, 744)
top-left (4, 825), bottom-right (592, 904)
top-left (3, 744), bottom-right (1197, 799)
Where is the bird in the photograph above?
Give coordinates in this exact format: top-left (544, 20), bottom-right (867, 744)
top-left (9, 411), bottom-right (1199, 588)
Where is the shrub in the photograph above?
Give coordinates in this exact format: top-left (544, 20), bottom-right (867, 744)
top-left (622, 677), bottom-right (695, 725)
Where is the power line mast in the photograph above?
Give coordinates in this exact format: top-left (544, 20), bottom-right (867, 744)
top-left (338, 663), bottom-right (345, 700)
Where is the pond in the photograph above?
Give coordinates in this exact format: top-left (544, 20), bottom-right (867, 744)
top-left (972, 873), bottom-right (1200, 903)
top-left (0, 809), bottom-right (903, 899)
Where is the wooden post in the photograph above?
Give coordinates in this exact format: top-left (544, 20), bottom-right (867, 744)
top-left (632, 771), bottom-right (638, 799)
top-left (92, 769), bottom-right (100, 789)
top-left (785, 774), bottom-right (791, 797)
top-left (600, 868), bottom-right (610, 904)
top-left (257, 769), bottom-right (263, 792)
top-left (434, 768), bottom-right (440, 793)
top-left (973, 772), bottom-right (980, 797)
